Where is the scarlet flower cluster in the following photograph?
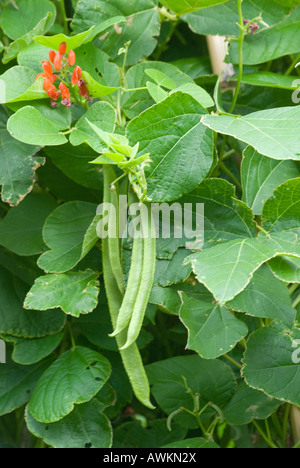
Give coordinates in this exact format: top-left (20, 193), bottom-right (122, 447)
top-left (35, 41), bottom-right (92, 108)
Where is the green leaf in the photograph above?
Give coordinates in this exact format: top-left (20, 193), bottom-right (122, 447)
top-left (11, 333), bottom-right (64, 366)
top-left (179, 293), bottom-right (248, 359)
top-left (0, 0), bottom-right (56, 40)
top-left (17, 43), bottom-right (53, 73)
top-left (44, 143), bottom-right (102, 190)
top-left (38, 201), bottom-right (98, 273)
top-left (80, 71), bottom-right (119, 98)
top-left (113, 419), bottom-right (187, 449)
top-left (154, 249), bottom-right (192, 287)
top-left (0, 192), bottom-right (58, 256)
top-left (34, 17), bottom-right (125, 51)
top-left (2, 13), bottom-right (54, 64)
top-left (241, 147), bottom-right (299, 216)
top-left (243, 325), bottom-right (300, 405)
top-left (122, 61), bottom-right (193, 119)
top-left (0, 108), bottom-right (42, 206)
top-left (228, 6), bottom-right (300, 65)
top-left (146, 81), bottom-right (168, 103)
top-left (8, 101), bottom-right (72, 131)
top-left (0, 356), bottom-right (52, 416)
top-left (28, 346), bottom-right (111, 423)
top-left (127, 92), bottom-right (214, 202)
top-left (71, 0), bottom-right (160, 66)
top-left (147, 355), bottom-right (236, 429)
top-left (162, 438), bottom-right (220, 448)
top-left (26, 390), bottom-right (113, 448)
top-left (145, 68), bottom-right (177, 90)
top-left (269, 257), bottom-right (300, 283)
top-left (75, 44), bottom-right (120, 88)
top-left (0, 265), bottom-right (66, 339)
top-left (235, 72), bottom-right (300, 90)
top-left (171, 83), bottom-right (215, 108)
top-left (262, 178), bottom-right (300, 235)
top-left (7, 106), bottom-right (68, 146)
top-left (24, 271), bottom-right (100, 317)
top-left (183, 0), bottom-right (291, 36)
top-left (202, 107), bottom-right (300, 161)
top-left (0, 67), bottom-right (47, 104)
top-left (223, 381), bottom-right (281, 426)
top-left (69, 101), bottom-right (116, 153)
top-left (187, 232), bottom-right (300, 304)
top-left (227, 264), bottom-right (296, 326)
top-left (160, 0), bottom-right (230, 16)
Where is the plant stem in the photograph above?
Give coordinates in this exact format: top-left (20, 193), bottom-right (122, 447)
top-left (67, 322), bottom-right (76, 349)
top-left (285, 54), bottom-right (300, 76)
top-left (219, 162), bottom-right (242, 190)
top-left (223, 354), bottom-right (242, 370)
top-left (252, 420), bottom-right (278, 448)
top-left (282, 403), bottom-right (291, 446)
top-left (289, 283), bottom-right (299, 296)
top-left (292, 293), bottom-right (300, 309)
top-left (229, 0), bottom-right (244, 114)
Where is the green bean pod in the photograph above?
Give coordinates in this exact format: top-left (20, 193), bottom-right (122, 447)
top-left (107, 182), bottom-right (125, 295)
top-left (109, 234), bottom-right (143, 337)
top-left (120, 204), bottom-right (156, 350)
top-left (102, 166), bottom-right (154, 409)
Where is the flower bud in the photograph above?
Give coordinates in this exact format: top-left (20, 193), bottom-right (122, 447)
top-left (59, 42), bottom-right (67, 55)
top-left (59, 82), bottom-right (70, 100)
top-left (42, 60), bottom-right (53, 75)
top-left (54, 53), bottom-right (62, 71)
top-left (71, 66), bottom-right (82, 85)
top-left (49, 50), bottom-right (56, 63)
top-left (68, 50), bottom-right (76, 66)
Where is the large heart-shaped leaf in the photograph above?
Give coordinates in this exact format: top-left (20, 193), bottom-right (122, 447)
top-left (7, 106), bottom-right (68, 146)
top-left (179, 293), bottom-right (248, 359)
top-left (241, 147), bottom-right (299, 216)
top-left (186, 232), bottom-right (300, 304)
top-left (38, 202), bottom-right (98, 273)
top-left (202, 107), bottom-right (300, 161)
top-left (24, 271), bottom-right (100, 317)
top-left (11, 333), bottom-right (64, 366)
top-left (243, 325), bottom-right (300, 405)
top-left (127, 92), bottom-right (214, 202)
top-left (28, 347), bottom-right (111, 423)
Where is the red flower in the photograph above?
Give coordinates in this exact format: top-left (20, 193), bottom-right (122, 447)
top-left (42, 60), bottom-right (53, 75)
top-left (35, 72), bottom-right (56, 83)
top-left (68, 50), bottom-right (76, 66)
top-left (54, 53), bottom-right (62, 71)
top-left (59, 42), bottom-right (67, 55)
top-left (49, 50), bottom-right (56, 64)
top-left (43, 79), bottom-right (61, 101)
top-left (59, 82), bottom-right (70, 100)
top-left (71, 66), bottom-right (82, 85)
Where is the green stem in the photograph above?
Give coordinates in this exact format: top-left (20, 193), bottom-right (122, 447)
top-left (282, 403), bottom-right (291, 447)
top-left (252, 420), bottom-right (278, 449)
top-left (293, 439), bottom-right (300, 449)
top-left (285, 54), bottom-right (300, 76)
top-left (289, 283), bottom-right (299, 296)
top-left (223, 354), bottom-right (242, 370)
top-left (59, 0), bottom-right (69, 35)
top-left (219, 162), bottom-right (242, 190)
top-left (67, 322), bottom-right (76, 349)
top-left (229, 0), bottom-right (244, 114)
top-left (122, 87), bottom-right (148, 93)
top-left (292, 293), bottom-right (300, 309)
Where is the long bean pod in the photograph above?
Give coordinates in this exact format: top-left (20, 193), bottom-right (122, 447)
top-left (120, 204), bottom-right (156, 350)
top-left (102, 166), bottom-right (154, 409)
